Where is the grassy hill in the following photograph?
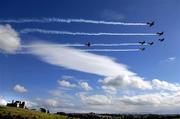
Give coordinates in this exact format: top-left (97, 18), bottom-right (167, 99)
top-left (0, 106), bottom-right (71, 119)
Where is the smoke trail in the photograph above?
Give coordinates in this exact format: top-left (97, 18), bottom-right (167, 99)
top-left (20, 28), bottom-right (156, 36)
top-left (21, 43), bottom-right (147, 48)
top-left (0, 18), bottom-right (147, 26)
top-left (21, 44), bottom-right (85, 48)
top-left (8, 49), bottom-right (140, 54)
top-left (80, 49), bottom-right (140, 52)
top-left (92, 43), bottom-right (148, 46)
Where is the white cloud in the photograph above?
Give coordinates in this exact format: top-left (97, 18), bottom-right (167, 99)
top-left (79, 93), bottom-right (111, 106)
top-left (118, 93), bottom-right (163, 106)
top-left (0, 24), bottom-right (21, 53)
top-left (100, 77), bottom-right (180, 94)
top-left (29, 41), bottom-right (133, 77)
top-left (79, 82), bottom-right (92, 91)
top-left (152, 79), bottom-right (180, 91)
top-left (161, 57), bottom-right (176, 63)
top-left (99, 75), bottom-right (152, 94)
top-left (58, 80), bottom-right (76, 88)
top-left (0, 97), bottom-right (7, 106)
top-left (167, 57), bottom-right (176, 62)
top-left (13, 84), bottom-right (27, 93)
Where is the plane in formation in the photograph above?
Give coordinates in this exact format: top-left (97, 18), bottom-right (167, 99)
top-left (139, 41), bottom-right (146, 45)
top-left (84, 21), bottom-right (164, 52)
top-left (148, 42), bottom-right (154, 45)
top-left (85, 38), bottom-right (162, 52)
top-left (139, 47), bottom-right (145, 51)
top-left (157, 32), bottom-right (164, 36)
top-left (159, 38), bottom-right (165, 42)
top-left (85, 42), bottom-right (91, 47)
top-left (147, 21), bottom-right (155, 27)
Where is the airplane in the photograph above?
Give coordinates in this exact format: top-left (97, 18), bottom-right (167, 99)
top-left (139, 47), bottom-right (145, 51)
top-left (159, 38), bottom-right (165, 42)
top-left (157, 32), bottom-right (164, 36)
top-left (148, 42), bottom-right (154, 45)
top-left (85, 42), bottom-right (91, 47)
top-left (139, 41), bottom-right (146, 45)
top-left (147, 21), bottom-right (155, 27)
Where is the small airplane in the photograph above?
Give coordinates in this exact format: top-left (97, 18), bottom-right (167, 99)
top-left (157, 32), bottom-right (164, 36)
top-left (147, 21), bottom-right (155, 27)
top-left (139, 41), bottom-right (146, 45)
top-left (148, 42), bottom-right (154, 45)
top-left (85, 42), bottom-right (91, 47)
top-left (139, 47), bottom-right (145, 51)
top-left (159, 38), bottom-right (165, 42)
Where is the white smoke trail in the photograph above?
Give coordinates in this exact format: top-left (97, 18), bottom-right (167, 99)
top-left (0, 18), bottom-right (147, 26)
top-left (21, 44), bottom-right (85, 48)
top-left (92, 43), bottom-right (148, 46)
top-left (80, 49), bottom-right (140, 52)
top-left (2, 48), bottom-right (140, 55)
top-left (21, 43), bottom-right (147, 48)
top-left (10, 49), bottom-right (140, 54)
top-left (20, 28), bottom-right (156, 36)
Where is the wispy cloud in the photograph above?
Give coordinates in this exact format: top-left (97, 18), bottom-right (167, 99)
top-left (61, 75), bottom-right (74, 80)
top-left (166, 57), bottom-right (176, 62)
top-left (100, 10), bottom-right (125, 21)
top-left (161, 57), bottom-right (177, 63)
top-left (28, 41), bottom-right (135, 76)
top-left (48, 90), bottom-right (62, 97)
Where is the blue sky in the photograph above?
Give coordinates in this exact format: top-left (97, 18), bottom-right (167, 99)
top-left (0, 0), bottom-right (180, 113)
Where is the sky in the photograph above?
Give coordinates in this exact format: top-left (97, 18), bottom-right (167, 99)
top-left (0, 0), bottom-right (180, 114)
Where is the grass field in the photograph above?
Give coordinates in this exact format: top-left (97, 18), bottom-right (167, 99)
top-left (0, 106), bottom-right (71, 119)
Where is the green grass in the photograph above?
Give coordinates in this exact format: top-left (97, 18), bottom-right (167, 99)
top-left (0, 106), bottom-right (71, 119)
